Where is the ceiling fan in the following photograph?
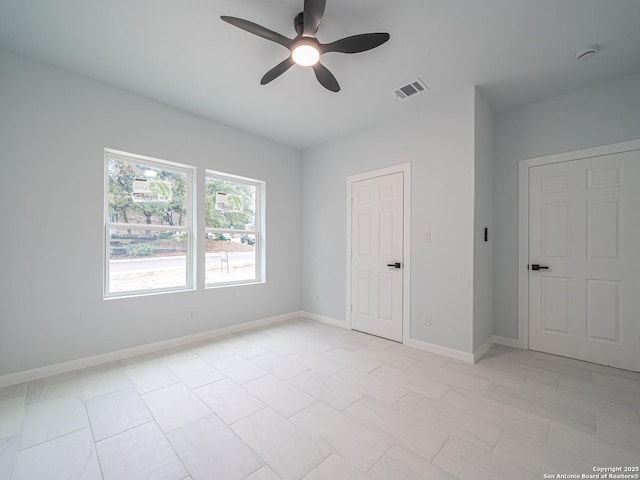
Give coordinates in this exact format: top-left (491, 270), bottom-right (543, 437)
top-left (221, 0), bottom-right (390, 92)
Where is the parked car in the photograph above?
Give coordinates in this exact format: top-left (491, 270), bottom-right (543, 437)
top-left (241, 234), bottom-right (255, 245)
top-left (206, 232), bottom-right (231, 241)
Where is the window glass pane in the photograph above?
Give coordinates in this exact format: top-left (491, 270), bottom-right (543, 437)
top-left (205, 233), bottom-right (256, 284)
top-left (108, 229), bottom-right (187, 293)
top-left (205, 177), bottom-right (255, 230)
top-left (108, 158), bottom-right (189, 227)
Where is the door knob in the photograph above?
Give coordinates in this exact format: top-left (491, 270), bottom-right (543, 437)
top-left (387, 262), bottom-right (401, 269)
top-left (530, 264), bottom-right (549, 271)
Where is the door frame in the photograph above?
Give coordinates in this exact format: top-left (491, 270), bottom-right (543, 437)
top-left (517, 139), bottom-right (640, 349)
top-left (346, 163), bottom-right (411, 343)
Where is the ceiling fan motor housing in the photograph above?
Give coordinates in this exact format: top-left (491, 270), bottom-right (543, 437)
top-left (294, 12), bottom-right (304, 35)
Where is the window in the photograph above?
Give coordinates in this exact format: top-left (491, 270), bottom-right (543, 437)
top-left (205, 171), bottom-right (264, 286)
top-left (104, 150), bottom-right (194, 297)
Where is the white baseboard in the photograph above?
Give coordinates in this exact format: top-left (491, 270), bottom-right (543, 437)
top-left (492, 335), bottom-right (527, 349)
top-left (0, 311), bottom-right (303, 388)
top-left (301, 311), bottom-right (348, 329)
top-left (404, 338), bottom-right (475, 364)
top-left (473, 336), bottom-right (495, 362)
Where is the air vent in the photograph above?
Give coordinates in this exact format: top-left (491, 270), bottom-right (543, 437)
top-left (393, 79), bottom-right (428, 101)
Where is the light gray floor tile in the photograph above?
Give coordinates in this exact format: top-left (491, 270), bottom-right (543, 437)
top-left (291, 402), bottom-right (391, 472)
top-left (591, 371), bottom-right (640, 395)
top-left (195, 341), bottom-right (235, 364)
top-left (407, 361), bottom-right (492, 392)
top-left (2, 322), bottom-right (640, 480)
top-left (395, 391), bottom-right (503, 448)
top-left (443, 358), bottom-right (527, 390)
top-left (548, 422), bottom-right (640, 467)
top-left (301, 454), bottom-right (367, 480)
top-left (384, 344), bottom-right (449, 366)
top-left (439, 389), bottom-right (551, 444)
top-left (287, 351), bottom-right (346, 376)
top-left (0, 396), bottom-right (25, 439)
top-left (288, 336), bottom-right (334, 354)
top-left (15, 429), bottom-right (101, 480)
top-left (26, 372), bottom-right (82, 404)
top-left (315, 334), bottom-right (366, 352)
top-left (80, 363), bottom-right (133, 400)
top-left (494, 430), bottom-right (596, 477)
top-left (368, 445), bottom-right (455, 480)
top-left (249, 352), bottom-right (307, 380)
top-left (167, 356), bottom-right (225, 389)
top-left (194, 378), bottom-right (265, 424)
top-left (371, 364), bottom-right (450, 400)
top-left (231, 408), bottom-right (331, 480)
top-left (244, 465), bottom-right (282, 480)
top-left (322, 348), bottom-right (384, 373)
top-left (250, 336), bottom-right (304, 356)
top-left (142, 383), bottom-right (211, 433)
top-left (85, 386), bottom-right (152, 441)
top-left (287, 370), bottom-right (362, 411)
top-left (345, 396), bottom-right (448, 462)
top-left (96, 421), bottom-right (186, 480)
top-left (211, 355), bottom-right (268, 384)
top-left (524, 379), bottom-right (639, 419)
top-left (167, 414), bottom-right (264, 480)
top-left (20, 394), bottom-right (88, 449)
top-left (596, 411), bottom-right (640, 455)
top-left (125, 359), bottom-right (180, 394)
top-left (433, 436), bottom-right (538, 480)
top-left (215, 336), bottom-right (268, 359)
top-left (0, 435), bottom-right (19, 480)
top-left (243, 374), bottom-right (316, 418)
top-left (332, 368), bottom-right (408, 405)
top-left (484, 383), bottom-right (597, 434)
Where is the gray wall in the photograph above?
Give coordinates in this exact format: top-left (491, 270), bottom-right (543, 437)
top-left (473, 90), bottom-right (495, 351)
top-left (493, 71), bottom-right (640, 340)
top-left (0, 49), bottom-right (303, 376)
top-left (302, 87), bottom-right (477, 353)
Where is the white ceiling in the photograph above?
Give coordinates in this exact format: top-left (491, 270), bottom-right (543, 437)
top-left (1, 0), bottom-right (639, 150)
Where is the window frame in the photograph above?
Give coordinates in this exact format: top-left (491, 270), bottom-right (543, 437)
top-left (204, 170), bottom-right (265, 288)
top-left (104, 149), bottom-right (196, 298)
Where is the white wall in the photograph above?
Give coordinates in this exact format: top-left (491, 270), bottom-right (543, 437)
top-left (0, 49), bottom-right (303, 376)
top-left (302, 88), bottom-right (477, 354)
top-left (493, 71), bottom-right (640, 340)
top-left (473, 90), bottom-right (494, 351)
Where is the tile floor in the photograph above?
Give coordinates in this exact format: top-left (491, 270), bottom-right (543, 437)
top-left (1, 317), bottom-right (639, 480)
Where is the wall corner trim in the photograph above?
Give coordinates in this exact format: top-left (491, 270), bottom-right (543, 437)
top-left (404, 338), bottom-right (475, 364)
top-left (0, 311), bottom-right (304, 388)
top-left (300, 311), bottom-right (349, 329)
top-left (492, 335), bottom-right (527, 349)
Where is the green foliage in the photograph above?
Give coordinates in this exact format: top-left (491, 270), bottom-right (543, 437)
top-left (107, 158), bottom-right (188, 226)
top-left (126, 242), bottom-right (155, 257)
top-left (205, 178), bottom-right (255, 230)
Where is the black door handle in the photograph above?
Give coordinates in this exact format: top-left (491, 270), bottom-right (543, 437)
top-left (530, 264), bottom-right (549, 271)
top-left (387, 262), bottom-right (401, 269)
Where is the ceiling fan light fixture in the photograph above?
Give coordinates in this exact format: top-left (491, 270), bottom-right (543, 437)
top-left (292, 43), bottom-right (320, 66)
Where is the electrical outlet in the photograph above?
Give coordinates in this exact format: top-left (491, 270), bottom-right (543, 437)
top-left (424, 230), bottom-right (431, 243)
top-left (424, 314), bottom-right (431, 326)
top-left (187, 309), bottom-right (196, 319)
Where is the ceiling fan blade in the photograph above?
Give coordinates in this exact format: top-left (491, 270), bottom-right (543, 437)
top-left (321, 32), bottom-right (390, 54)
top-left (261, 57), bottom-right (295, 85)
top-left (303, 0), bottom-right (326, 36)
top-left (312, 62), bottom-right (340, 92)
top-left (221, 16), bottom-right (293, 49)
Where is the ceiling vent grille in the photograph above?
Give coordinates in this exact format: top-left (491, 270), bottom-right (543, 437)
top-left (393, 79), bottom-right (428, 101)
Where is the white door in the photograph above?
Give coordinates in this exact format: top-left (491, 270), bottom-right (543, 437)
top-left (528, 150), bottom-right (640, 371)
top-left (351, 172), bottom-right (404, 341)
